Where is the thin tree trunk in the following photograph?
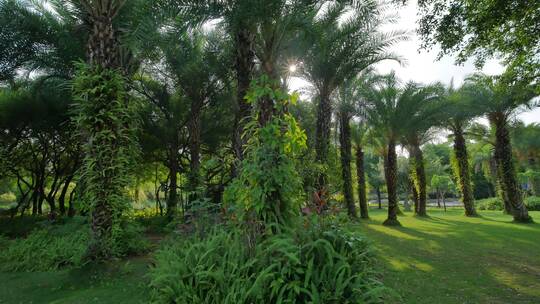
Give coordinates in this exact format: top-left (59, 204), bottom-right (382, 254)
top-left (411, 179), bottom-right (419, 213)
top-left (383, 140), bottom-right (400, 226)
top-left (58, 175), bottom-right (73, 216)
top-left (167, 148), bottom-right (178, 218)
top-left (412, 144), bottom-right (427, 216)
top-left (356, 145), bottom-right (369, 219)
top-left (232, 27), bottom-right (255, 174)
top-left (339, 111), bottom-right (356, 218)
top-left (377, 187), bottom-right (382, 209)
top-left (442, 191), bottom-right (447, 212)
top-left (492, 117), bottom-right (531, 222)
top-left (453, 126), bottom-right (478, 216)
top-left (68, 185), bottom-right (76, 217)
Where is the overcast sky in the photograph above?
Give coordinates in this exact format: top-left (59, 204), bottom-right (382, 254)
top-left (290, 1), bottom-right (539, 125)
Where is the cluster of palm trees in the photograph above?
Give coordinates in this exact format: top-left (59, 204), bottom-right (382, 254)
top-left (335, 71), bottom-right (537, 225)
top-left (1, 0), bottom-right (537, 259)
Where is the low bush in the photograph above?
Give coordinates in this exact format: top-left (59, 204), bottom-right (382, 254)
top-left (150, 221), bottom-right (388, 303)
top-left (0, 217), bottom-right (89, 272)
top-left (0, 217), bottom-right (149, 272)
top-left (0, 216), bottom-right (44, 238)
top-left (524, 196), bottom-right (540, 211)
top-left (476, 197), bottom-right (503, 210)
top-left (475, 196), bottom-right (540, 211)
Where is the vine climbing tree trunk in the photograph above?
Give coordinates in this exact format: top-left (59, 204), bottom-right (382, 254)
top-left (232, 27), bottom-right (255, 174)
top-left (339, 111), bottom-right (356, 218)
top-left (188, 97), bottom-right (202, 202)
top-left (491, 116), bottom-right (531, 222)
top-left (76, 0), bottom-right (136, 260)
top-left (383, 140), bottom-right (400, 226)
top-left (452, 125), bottom-right (478, 216)
top-left (355, 145), bottom-right (369, 219)
top-left (314, 91), bottom-right (332, 201)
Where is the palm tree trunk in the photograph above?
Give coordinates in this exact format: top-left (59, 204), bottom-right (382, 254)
top-left (80, 0), bottom-right (130, 260)
top-left (356, 145), bottom-right (369, 219)
top-left (494, 156), bottom-right (513, 213)
top-left (492, 118), bottom-right (531, 222)
top-left (452, 126), bottom-right (478, 216)
top-left (232, 27), bottom-right (255, 174)
top-left (188, 98), bottom-right (202, 202)
top-left (315, 92), bottom-right (332, 191)
top-left (412, 144), bottom-right (428, 216)
top-left (411, 178), bottom-right (419, 212)
top-left (339, 111), bottom-right (356, 218)
top-left (383, 140), bottom-right (400, 226)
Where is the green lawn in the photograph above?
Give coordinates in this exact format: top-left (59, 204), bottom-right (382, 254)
top-left (0, 258), bottom-right (151, 304)
top-left (358, 208), bottom-right (540, 304)
top-left (1, 209), bottom-right (539, 303)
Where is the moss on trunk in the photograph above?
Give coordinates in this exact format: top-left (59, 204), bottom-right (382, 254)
top-left (452, 126), bottom-right (478, 217)
top-left (339, 111), bottom-right (357, 218)
top-left (383, 140), bottom-right (401, 226)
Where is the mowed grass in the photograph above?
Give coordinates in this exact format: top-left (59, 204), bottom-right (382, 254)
top-left (1, 209), bottom-right (539, 303)
top-left (357, 208), bottom-right (540, 304)
top-left (0, 257), bottom-right (151, 304)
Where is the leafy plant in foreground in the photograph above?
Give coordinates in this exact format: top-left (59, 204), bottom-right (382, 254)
top-left (150, 221), bottom-right (389, 304)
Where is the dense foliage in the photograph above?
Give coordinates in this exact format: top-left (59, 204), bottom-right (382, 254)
top-left (150, 222), bottom-right (387, 304)
top-left (0, 217), bottom-right (149, 271)
top-left (0, 0), bottom-right (539, 302)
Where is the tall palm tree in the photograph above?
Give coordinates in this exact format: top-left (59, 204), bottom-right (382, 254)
top-left (336, 87), bottom-right (358, 218)
top-left (64, 0), bottom-right (130, 260)
top-left (351, 122), bottom-right (370, 219)
top-left (179, 0), bottom-right (320, 164)
top-left (464, 74), bottom-right (537, 222)
top-left (336, 72), bottom-right (379, 218)
top-left (400, 83), bottom-right (443, 217)
top-left (300, 0), bottom-right (405, 197)
top-left (440, 84), bottom-right (480, 216)
top-left (362, 73), bottom-right (434, 226)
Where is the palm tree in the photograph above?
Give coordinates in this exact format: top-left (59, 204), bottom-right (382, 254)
top-left (464, 74), bottom-right (537, 222)
top-left (400, 83), bottom-right (443, 217)
top-left (440, 85), bottom-right (480, 216)
top-left (362, 73), bottom-right (436, 225)
top-left (336, 73), bottom-right (379, 218)
top-left (299, 0), bottom-right (405, 196)
top-left (351, 122), bottom-right (370, 219)
top-left (179, 0), bottom-right (320, 163)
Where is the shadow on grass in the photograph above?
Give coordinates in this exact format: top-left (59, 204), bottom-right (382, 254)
top-left (358, 208), bottom-right (540, 304)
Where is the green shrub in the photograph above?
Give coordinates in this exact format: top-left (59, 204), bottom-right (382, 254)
top-left (524, 196), bottom-right (540, 211)
top-left (475, 196), bottom-right (540, 211)
top-left (0, 217), bottom-right (149, 272)
top-left (476, 197), bottom-right (503, 210)
top-left (0, 216), bottom-right (43, 238)
top-left (150, 222), bottom-right (388, 303)
top-left (0, 192), bottom-right (16, 207)
top-left (0, 217), bottom-right (89, 272)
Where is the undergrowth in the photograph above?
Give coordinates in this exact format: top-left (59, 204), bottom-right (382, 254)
top-left (150, 219), bottom-right (388, 304)
top-left (476, 196), bottom-right (540, 211)
top-left (0, 217), bottom-right (149, 272)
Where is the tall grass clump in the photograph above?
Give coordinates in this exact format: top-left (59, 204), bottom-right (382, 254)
top-left (149, 221), bottom-right (387, 303)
